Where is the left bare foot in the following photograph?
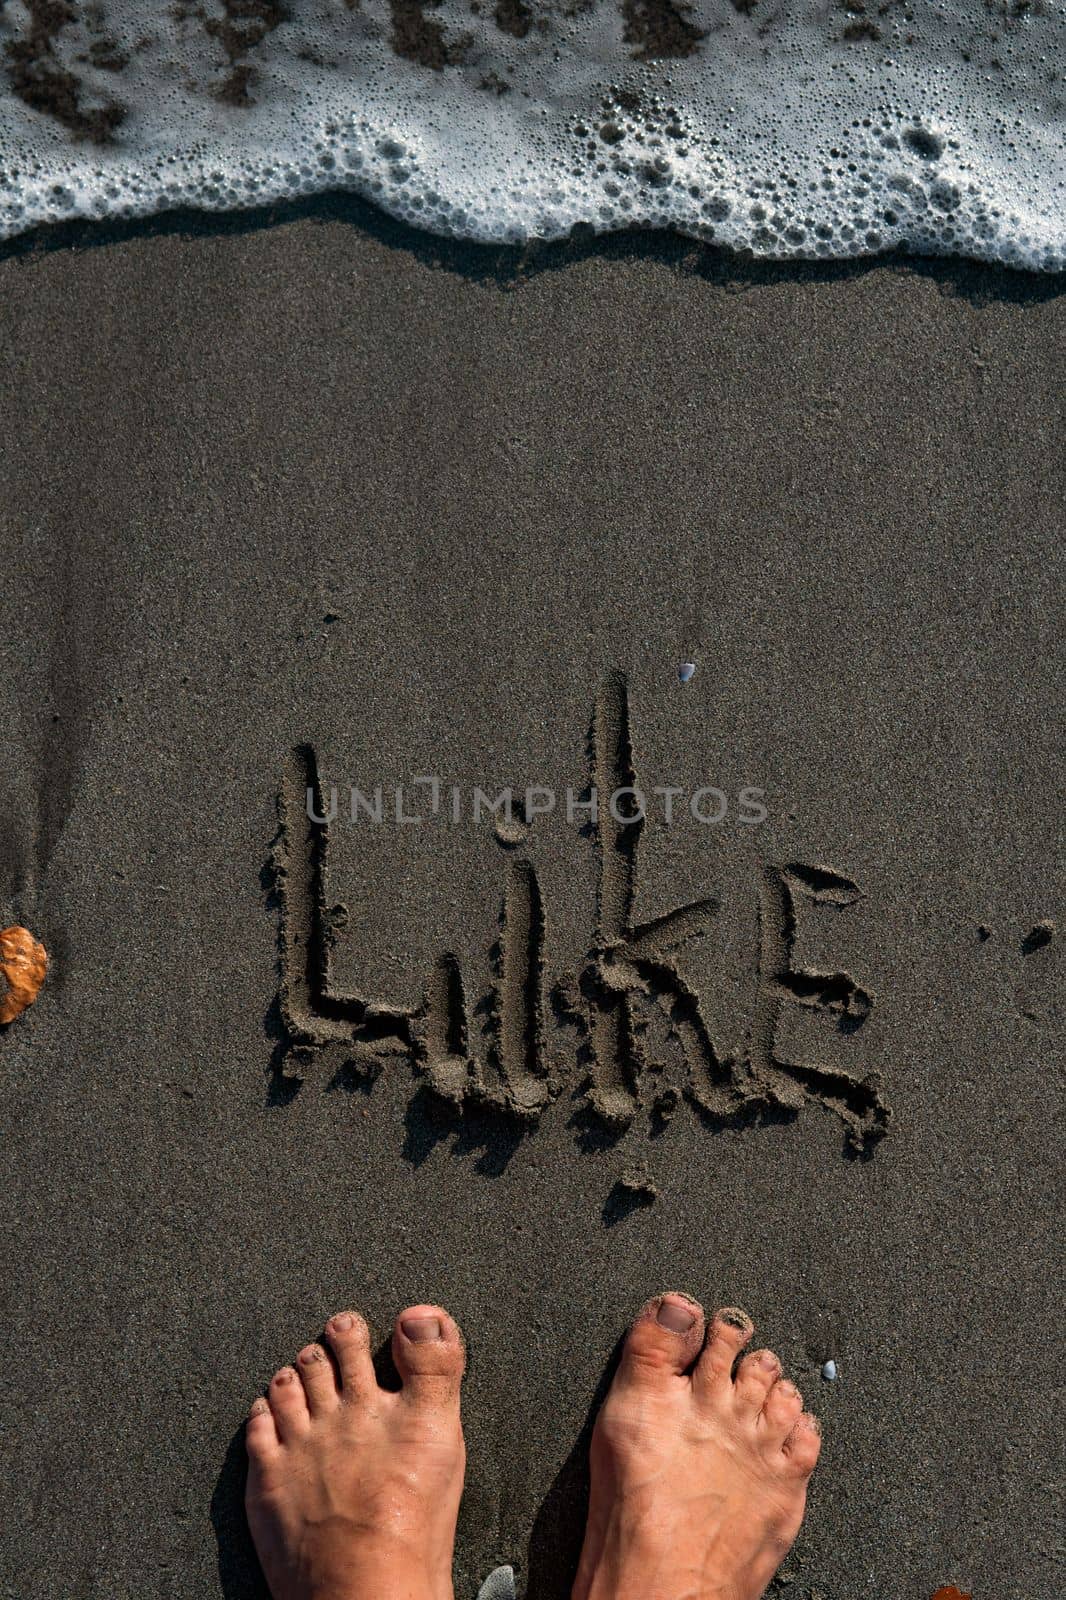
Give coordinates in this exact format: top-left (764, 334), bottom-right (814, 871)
top-left (245, 1305), bottom-right (466, 1600)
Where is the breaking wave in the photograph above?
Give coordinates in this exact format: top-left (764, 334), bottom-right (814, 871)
top-left (0, 1), bottom-right (1062, 268)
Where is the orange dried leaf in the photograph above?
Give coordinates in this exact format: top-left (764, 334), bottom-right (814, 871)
top-left (0, 926), bottom-right (48, 1024)
top-left (931, 1587), bottom-right (972, 1600)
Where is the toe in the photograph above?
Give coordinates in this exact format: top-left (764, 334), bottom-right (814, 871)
top-left (325, 1310), bottom-right (377, 1399)
top-left (733, 1349), bottom-right (783, 1419)
top-left (783, 1413), bottom-right (822, 1475)
top-left (245, 1397), bottom-right (280, 1465)
top-left (267, 1365), bottom-right (310, 1440)
top-left (692, 1306), bottom-right (754, 1396)
top-left (617, 1293), bottom-right (706, 1385)
top-left (760, 1377), bottom-right (804, 1446)
top-left (393, 1304), bottom-right (466, 1405)
top-left (296, 1342), bottom-right (339, 1414)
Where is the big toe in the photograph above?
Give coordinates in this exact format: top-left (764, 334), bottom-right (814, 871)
top-left (393, 1304), bottom-right (466, 1406)
top-left (617, 1292), bottom-right (706, 1385)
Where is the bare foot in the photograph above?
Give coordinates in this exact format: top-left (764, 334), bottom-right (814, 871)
top-left (245, 1305), bottom-right (466, 1600)
top-left (573, 1294), bottom-right (821, 1600)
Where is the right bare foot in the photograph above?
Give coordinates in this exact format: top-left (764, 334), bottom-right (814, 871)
top-left (573, 1294), bottom-right (821, 1600)
top-left (245, 1304), bottom-right (466, 1600)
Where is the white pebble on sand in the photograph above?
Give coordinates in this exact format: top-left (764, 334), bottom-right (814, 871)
top-left (822, 1360), bottom-right (837, 1381)
top-left (678, 662), bottom-right (696, 683)
top-left (477, 1568), bottom-right (516, 1599)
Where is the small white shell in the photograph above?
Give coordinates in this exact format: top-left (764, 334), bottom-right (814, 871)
top-left (821, 1359), bottom-right (838, 1381)
top-left (678, 662), bottom-right (696, 683)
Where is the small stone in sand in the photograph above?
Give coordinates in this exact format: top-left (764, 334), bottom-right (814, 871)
top-left (477, 1567), bottom-right (516, 1600)
top-left (678, 662), bottom-right (696, 683)
top-left (821, 1359), bottom-right (837, 1381)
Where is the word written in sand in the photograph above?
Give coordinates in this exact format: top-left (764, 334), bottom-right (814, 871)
top-left (269, 675), bottom-right (888, 1151)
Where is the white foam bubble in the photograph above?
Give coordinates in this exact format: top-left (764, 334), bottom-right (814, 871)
top-left (0, 1), bottom-right (1062, 268)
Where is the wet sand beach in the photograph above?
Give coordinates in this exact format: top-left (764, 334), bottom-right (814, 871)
top-left (0, 206), bottom-right (1062, 1599)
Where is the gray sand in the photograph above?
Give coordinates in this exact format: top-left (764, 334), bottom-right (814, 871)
top-left (0, 211), bottom-right (1063, 1600)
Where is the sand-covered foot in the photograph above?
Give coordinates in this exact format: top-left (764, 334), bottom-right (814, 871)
top-left (573, 1294), bottom-right (821, 1600)
top-left (245, 1305), bottom-right (466, 1600)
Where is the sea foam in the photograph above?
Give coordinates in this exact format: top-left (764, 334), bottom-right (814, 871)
top-left (0, 1), bottom-right (1062, 269)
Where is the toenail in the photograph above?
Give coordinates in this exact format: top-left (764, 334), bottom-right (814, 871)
top-left (759, 1351), bottom-right (779, 1370)
top-left (275, 1369), bottom-right (294, 1384)
top-left (778, 1380), bottom-right (798, 1397)
top-left (657, 1299), bottom-right (697, 1334)
top-left (401, 1315), bottom-right (442, 1342)
top-left (331, 1313), bottom-right (354, 1331)
top-left (249, 1399), bottom-right (269, 1416)
top-left (717, 1307), bottom-right (753, 1331)
top-left (300, 1346), bottom-right (323, 1363)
